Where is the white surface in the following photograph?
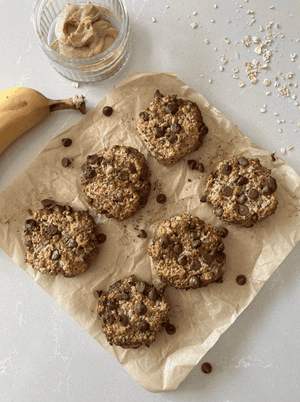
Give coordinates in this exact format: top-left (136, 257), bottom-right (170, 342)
top-left (1, 0), bottom-right (300, 400)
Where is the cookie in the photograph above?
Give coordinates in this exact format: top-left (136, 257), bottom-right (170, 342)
top-left (96, 275), bottom-right (170, 349)
top-left (81, 145), bottom-right (151, 221)
top-left (136, 90), bottom-right (208, 166)
top-left (24, 202), bottom-right (99, 277)
top-left (204, 156), bottom-right (278, 228)
top-left (148, 214), bottom-right (226, 290)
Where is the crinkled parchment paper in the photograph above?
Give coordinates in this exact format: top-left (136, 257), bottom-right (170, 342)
top-left (1, 72), bottom-right (300, 392)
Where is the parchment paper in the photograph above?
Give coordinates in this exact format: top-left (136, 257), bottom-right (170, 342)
top-left (1, 72), bottom-right (300, 392)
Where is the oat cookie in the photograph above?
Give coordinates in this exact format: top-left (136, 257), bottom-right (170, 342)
top-left (96, 275), bottom-right (170, 349)
top-left (24, 202), bottom-right (99, 277)
top-left (148, 214), bottom-right (226, 290)
top-left (204, 156), bottom-right (278, 228)
top-left (81, 145), bottom-right (151, 221)
top-left (136, 90), bottom-right (208, 166)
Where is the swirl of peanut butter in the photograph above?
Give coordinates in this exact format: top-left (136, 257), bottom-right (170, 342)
top-left (52, 2), bottom-right (119, 58)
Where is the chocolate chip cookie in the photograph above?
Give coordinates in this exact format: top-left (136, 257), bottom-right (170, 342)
top-left (204, 156), bottom-right (278, 228)
top-left (24, 202), bottom-right (99, 277)
top-left (96, 275), bottom-right (170, 349)
top-left (81, 145), bottom-right (151, 221)
top-left (148, 214), bottom-right (226, 290)
top-left (136, 90), bottom-right (208, 166)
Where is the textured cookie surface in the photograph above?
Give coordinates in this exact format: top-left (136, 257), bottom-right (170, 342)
top-left (81, 145), bottom-right (151, 221)
top-left (148, 214), bottom-right (226, 290)
top-left (136, 90), bottom-right (208, 166)
top-left (24, 203), bottom-right (99, 277)
top-left (204, 156), bottom-right (278, 228)
top-left (96, 275), bottom-right (170, 349)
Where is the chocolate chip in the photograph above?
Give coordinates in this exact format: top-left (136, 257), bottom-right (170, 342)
top-left (138, 230), bottom-right (147, 238)
top-left (201, 362), bottom-right (212, 374)
top-left (271, 152), bottom-right (276, 162)
top-left (135, 303), bottom-right (147, 315)
top-left (106, 301), bottom-right (116, 311)
top-left (25, 239), bottom-right (33, 248)
top-left (83, 169), bottom-right (96, 179)
top-left (169, 135), bottom-right (177, 144)
top-left (215, 251), bottom-right (226, 262)
top-left (189, 221), bottom-right (196, 230)
top-left (203, 253), bottom-right (213, 264)
top-left (118, 171), bottom-right (129, 181)
top-left (114, 292), bottom-right (129, 301)
top-left (237, 157), bottom-right (249, 166)
top-left (173, 244), bottom-right (182, 255)
top-left (62, 157), bottom-right (71, 168)
top-left (102, 106), bottom-right (113, 116)
top-left (47, 224), bottom-right (58, 236)
top-left (156, 194), bottom-right (167, 204)
top-left (154, 89), bottom-right (164, 98)
top-left (136, 282), bottom-right (146, 293)
top-left (190, 230), bottom-right (201, 240)
top-left (87, 154), bottom-right (98, 164)
top-left (189, 275), bottom-right (200, 288)
top-left (165, 102), bottom-right (178, 115)
top-left (197, 163), bottom-right (205, 173)
top-left (266, 176), bottom-right (277, 193)
top-left (262, 186), bottom-right (272, 195)
top-left (154, 126), bottom-right (165, 138)
top-left (159, 237), bottom-right (169, 249)
top-left (238, 205), bottom-right (249, 216)
top-left (170, 123), bottom-right (181, 133)
top-left (148, 288), bottom-right (158, 301)
top-left (51, 249), bottom-right (60, 260)
top-left (66, 238), bottom-right (78, 248)
top-left (248, 188), bottom-right (259, 200)
top-left (62, 138), bottom-right (72, 147)
top-left (200, 195), bottom-right (207, 203)
top-left (215, 276), bottom-right (223, 283)
top-left (214, 207), bottom-right (223, 217)
top-left (237, 176), bottom-right (248, 186)
top-left (93, 290), bottom-right (102, 299)
top-left (64, 205), bottom-right (73, 213)
top-left (114, 193), bottom-right (124, 202)
top-left (236, 275), bottom-right (247, 286)
top-left (178, 255), bottom-right (188, 266)
top-left (137, 321), bottom-right (149, 331)
top-left (119, 314), bottom-right (129, 326)
top-left (190, 260), bottom-right (201, 270)
top-left (237, 194), bottom-right (247, 204)
top-left (188, 159), bottom-right (198, 170)
top-left (79, 253), bottom-right (89, 263)
top-left (222, 186), bottom-right (233, 197)
top-left (25, 219), bottom-right (37, 231)
top-left (218, 227), bottom-right (228, 238)
top-left (53, 204), bottom-right (65, 214)
top-left (41, 199), bottom-right (54, 207)
top-left (139, 111), bottom-right (149, 121)
top-left (165, 323), bottom-right (176, 335)
top-left (97, 234), bottom-right (107, 244)
top-left (191, 239), bottom-right (202, 249)
top-left (154, 281), bottom-right (167, 293)
top-left (221, 164), bottom-right (232, 175)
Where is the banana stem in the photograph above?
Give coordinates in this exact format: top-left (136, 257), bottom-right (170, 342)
top-left (48, 94), bottom-right (86, 114)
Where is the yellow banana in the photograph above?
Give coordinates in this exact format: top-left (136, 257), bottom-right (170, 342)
top-left (0, 87), bottom-right (86, 154)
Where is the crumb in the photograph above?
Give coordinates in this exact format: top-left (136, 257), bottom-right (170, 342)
top-left (152, 17), bottom-right (156, 22)
top-left (239, 82), bottom-right (245, 88)
top-left (263, 79), bottom-right (271, 86)
top-left (72, 81), bottom-right (79, 88)
top-left (204, 39), bottom-right (210, 44)
top-left (280, 148), bottom-right (286, 155)
top-left (191, 23), bottom-right (198, 29)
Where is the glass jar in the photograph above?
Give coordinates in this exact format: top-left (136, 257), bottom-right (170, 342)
top-left (34, 0), bottom-right (130, 82)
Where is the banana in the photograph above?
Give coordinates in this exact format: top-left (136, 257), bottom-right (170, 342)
top-left (0, 87), bottom-right (86, 154)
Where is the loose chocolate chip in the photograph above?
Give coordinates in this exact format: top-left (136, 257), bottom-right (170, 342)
top-left (197, 163), bottom-right (205, 173)
top-left (214, 207), bottom-right (223, 217)
top-left (237, 157), bottom-right (249, 166)
top-left (201, 362), bottom-right (212, 374)
top-left (271, 152), bottom-right (276, 162)
top-left (173, 244), bottom-right (182, 255)
top-left (83, 169), bottom-right (96, 179)
top-left (170, 123), bottom-right (181, 134)
top-left (248, 188), bottom-right (259, 200)
top-left (148, 288), bottom-right (158, 301)
top-left (178, 255), bottom-right (188, 266)
top-left (102, 106), bottom-right (113, 116)
top-left (222, 186), bottom-right (233, 197)
top-left (62, 157), bottom-right (71, 168)
top-left (237, 176), bottom-right (249, 186)
top-left (190, 260), bottom-right (201, 270)
top-left (237, 194), bottom-right (247, 204)
top-left (135, 303), bottom-right (147, 315)
top-left (169, 135), bottom-right (177, 144)
top-left (114, 292), bottom-right (129, 301)
top-left (188, 159), bottom-right (198, 170)
top-left (25, 239), bottom-right (33, 248)
top-left (189, 275), bottom-right (200, 288)
top-left (25, 219), bottom-right (37, 230)
top-left (136, 282), bottom-right (146, 293)
top-left (236, 275), bottom-right (247, 286)
top-left (47, 224), bottom-right (58, 236)
top-left (119, 314), bottom-right (129, 326)
top-left (154, 89), bottom-right (164, 98)
top-left (79, 253), bottom-right (89, 263)
top-left (165, 323), bottom-right (176, 335)
top-left (154, 126), bottom-right (165, 138)
top-left (215, 250), bottom-right (226, 262)
top-left (266, 176), bottom-right (277, 193)
top-left (165, 102), bottom-right (178, 115)
top-left (221, 164), bottom-right (232, 175)
top-left (62, 138), bottom-right (72, 147)
top-left (203, 253), bottom-right (213, 264)
top-left (41, 199), bottom-right (54, 207)
top-left (238, 204), bottom-right (249, 216)
top-left (106, 301), bottom-right (116, 311)
top-left (159, 237), bottom-right (169, 249)
top-left (200, 195), bottom-right (207, 203)
top-left (190, 230), bottom-right (201, 240)
top-left (118, 171), bottom-right (129, 182)
top-left (137, 321), bottom-right (149, 331)
top-left (139, 111), bottom-right (149, 121)
top-left (87, 154), bottom-right (98, 164)
top-left (93, 290), bottom-right (102, 299)
top-left (138, 230), bottom-right (147, 238)
top-left (156, 194), bottom-right (167, 204)
top-left (97, 233), bottom-right (107, 244)
top-left (191, 239), bottom-right (202, 249)
top-left (218, 227), bottom-right (228, 238)
top-left (51, 249), bottom-right (60, 260)
top-left (66, 238), bottom-right (78, 248)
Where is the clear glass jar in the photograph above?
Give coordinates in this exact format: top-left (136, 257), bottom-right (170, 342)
top-left (34, 0), bottom-right (130, 82)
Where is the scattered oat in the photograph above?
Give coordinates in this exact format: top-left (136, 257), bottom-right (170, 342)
top-left (280, 148), bottom-right (286, 155)
top-left (295, 102), bottom-right (299, 106)
top-left (249, 74), bottom-right (257, 84)
top-left (152, 17), bottom-right (156, 22)
top-left (247, 10), bottom-right (254, 15)
top-left (290, 53), bottom-right (296, 61)
top-left (265, 92), bottom-right (271, 96)
top-left (292, 94), bottom-right (297, 100)
top-left (254, 44), bottom-right (264, 54)
top-left (259, 25), bottom-right (264, 32)
top-left (204, 39), bottom-right (210, 44)
top-left (295, 83), bottom-right (298, 88)
top-left (252, 36), bottom-right (260, 43)
top-left (233, 68), bottom-right (239, 73)
top-left (209, 79), bottom-right (213, 84)
top-left (260, 108), bottom-right (266, 113)
top-left (219, 66), bottom-right (224, 72)
top-left (274, 82), bottom-right (279, 87)
top-left (239, 82), bottom-right (245, 88)
top-left (191, 22), bottom-right (198, 29)
top-left (287, 145), bottom-right (293, 150)
top-left (225, 38), bottom-right (230, 44)
top-left (221, 57), bottom-right (228, 64)
top-left (263, 79), bottom-right (271, 86)
top-left (233, 75), bottom-right (239, 79)
top-left (259, 63), bottom-right (268, 69)
top-left (72, 81), bottom-right (79, 88)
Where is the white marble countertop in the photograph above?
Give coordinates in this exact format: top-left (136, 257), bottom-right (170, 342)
top-left (1, 0), bottom-right (300, 400)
